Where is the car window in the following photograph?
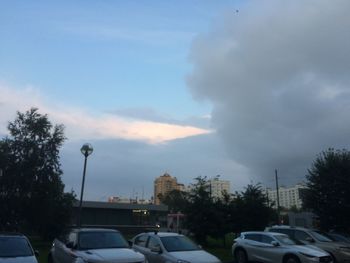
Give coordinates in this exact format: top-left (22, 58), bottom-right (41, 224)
top-left (160, 236), bottom-right (199, 252)
top-left (78, 231), bottom-right (128, 250)
top-left (0, 237), bottom-right (33, 257)
top-left (311, 231), bottom-right (333, 242)
top-left (295, 230), bottom-right (311, 241)
top-left (261, 235), bottom-right (274, 244)
top-left (134, 235), bottom-right (148, 247)
top-left (244, 234), bottom-right (261, 242)
top-left (274, 235), bottom-right (297, 245)
top-left (147, 236), bottom-right (161, 250)
top-left (270, 228), bottom-right (293, 236)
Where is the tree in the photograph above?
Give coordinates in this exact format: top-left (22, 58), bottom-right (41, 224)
top-left (234, 184), bottom-right (274, 231)
top-left (184, 176), bottom-right (219, 245)
top-left (158, 189), bottom-right (188, 213)
top-left (0, 108), bottom-right (75, 239)
top-left (303, 148), bottom-right (350, 231)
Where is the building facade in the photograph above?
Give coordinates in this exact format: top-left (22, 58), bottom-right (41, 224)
top-left (154, 173), bottom-right (183, 205)
top-left (267, 183), bottom-right (306, 209)
top-left (208, 177), bottom-right (230, 199)
top-left (72, 201), bottom-right (168, 234)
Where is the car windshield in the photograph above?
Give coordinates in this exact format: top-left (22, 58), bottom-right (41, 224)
top-left (0, 237), bottom-right (33, 257)
top-left (160, 236), bottom-right (200, 252)
top-left (79, 231), bottom-right (129, 250)
top-left (274, 235), bottom-right (297, 245)
top-left (312, 231), bottom-right (334, 242)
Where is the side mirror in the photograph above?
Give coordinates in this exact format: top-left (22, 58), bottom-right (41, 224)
top-left (34, 250), bottom-right (40, 257)
top-left (271, 241), bottom-right (280, 247)
top-left (128, 240), bottom-right (133, 247)
top-left (151, 245), bottom-right (162, 254)
top-left (198, 244), bottom-right (202, 249)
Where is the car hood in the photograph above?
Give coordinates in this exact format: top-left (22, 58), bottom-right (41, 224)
top-left (316, 241), bottom-right (350, 251)
top-left (78, 248), bottom-right (144, 262)
top-left (294, 245), bottom-right (330, 257)
top-left (169, 250), bottom-right (220, 263)
top-left (0, 256), bottom-right (38, 263)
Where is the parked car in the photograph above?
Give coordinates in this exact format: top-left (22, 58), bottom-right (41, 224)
top-left (48, 228), bottom-right (145, 263)
top-left (0, 232), bottom-right (39, 263)
top-left (232, 231), bottom-right (333, 263)
top-left (267, 225), bottom-right (350, 263)
top-left (130, 231), bottom-right (221, 263)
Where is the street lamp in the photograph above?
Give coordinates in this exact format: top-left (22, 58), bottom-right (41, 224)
top-left (77, 143), bottom-right (93, 227)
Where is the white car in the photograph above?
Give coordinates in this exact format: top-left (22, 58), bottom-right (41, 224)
top-left (0, 233), bottom-right (39, 263)
top-left (232, 231), bottom-right (333, 263)
top-left (130, 232), bottom-right (221, 263)
top-left (48, 228), bottom-right (145, 263)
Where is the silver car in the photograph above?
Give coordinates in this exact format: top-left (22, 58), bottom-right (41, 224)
top-left (0, 233), bottom-right (39, 263)
top-left (232, 231), bottom-right (333, 263)
top-left (48, 228), bottom-right (145, 263)
top-left (131, 232), bottom-right (221, 263)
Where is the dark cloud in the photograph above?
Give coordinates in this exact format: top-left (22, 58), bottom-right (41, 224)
top-left (187, 0), bottom-right (350, 187)
top-left (61, 134), bottom-right (250, 201)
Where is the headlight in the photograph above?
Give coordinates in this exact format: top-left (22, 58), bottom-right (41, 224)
top-left (338, 246), bottom-right (350, 252)
top-left (299, 252), bottom-right (319, 261)
top-left (177, 260), bottom-right (191, 263)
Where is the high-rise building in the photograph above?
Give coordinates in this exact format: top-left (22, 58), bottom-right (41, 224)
top-left (154, 173), bottom-right (183, 205)
top-left (267, 183), bottom-right (306, 209)
top-left (208, 177), bottom-right (230, 199)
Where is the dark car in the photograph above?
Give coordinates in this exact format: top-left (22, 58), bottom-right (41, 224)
top-left (48, 228), bottom-right (145, 263)
top-left (0, 233), bottom-right (39, 263)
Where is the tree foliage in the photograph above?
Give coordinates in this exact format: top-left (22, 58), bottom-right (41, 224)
top-left (303, 148), bottom-right (350, 231)
top-left (160, 176), bottom-right (274, 245)
top-left (0, 108), bottom-right (75, 239)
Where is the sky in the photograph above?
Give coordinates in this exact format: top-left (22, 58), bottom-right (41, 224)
top-left (1, 0), bottom-right (350, 201)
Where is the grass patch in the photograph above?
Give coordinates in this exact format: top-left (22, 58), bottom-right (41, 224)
top-left (205, 247), bottom-right (233, 262)
top-left (29, 237), bottom-right (51, 263)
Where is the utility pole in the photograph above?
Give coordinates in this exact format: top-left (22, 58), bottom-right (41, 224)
top-left (275, 169), bottom-right (280, 224)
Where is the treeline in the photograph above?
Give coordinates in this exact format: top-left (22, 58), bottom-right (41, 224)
top-left (159, 177), bottom-right (276, 245)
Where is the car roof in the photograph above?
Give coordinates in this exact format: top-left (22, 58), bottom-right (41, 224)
top-left (0, 232), bottom-right (26, 237)
top-left (242, 231), bottom-right (286, 237)
top-left (269, 225), bottom-right (308, 230)
top-left (141, 232), bottom-right (184, 237)
top-left (71, 228), bottom-right (120, 233)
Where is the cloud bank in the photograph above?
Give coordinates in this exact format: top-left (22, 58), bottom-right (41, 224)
top-left (187, 0), bottom-right (350, 185)
top-left (0, 84), bottom-right (210, 143)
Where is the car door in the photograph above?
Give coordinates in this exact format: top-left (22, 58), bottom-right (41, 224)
top-left (133, 234), bottom-right (150, 258)
top-left (60, 232), bottom-right (78, 263)
top-left (146, 236), bottom-right (164, 263)
top-left (244, 234), bottom-right (283, 263)
top-left (255, 234), bottom-right (285, 263)
top-left (52, 235), bottom-right (69, 263)
top-left (242, 234), bottom-right (262, 261)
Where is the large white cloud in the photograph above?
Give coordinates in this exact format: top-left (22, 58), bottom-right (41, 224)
top-left (187, 0), bottom-right (350, 185)
top-left (0, 84), bottom-right (210, 143)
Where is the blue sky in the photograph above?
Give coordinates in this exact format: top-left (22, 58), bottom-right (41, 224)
top-left (2, 0), bottom-right (349, 201)
top-left (1, 1), bottom-right (242, 117)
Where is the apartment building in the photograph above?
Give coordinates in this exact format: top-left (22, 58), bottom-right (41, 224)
top-left (267, 183), bottom-right (306, 209)
top-left (154, 173), bottom-right (183, 205)
top-left (208, 177), bottom-right (230, 199)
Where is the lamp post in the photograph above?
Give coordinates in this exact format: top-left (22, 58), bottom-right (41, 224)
top-left (77, 143), bottom-right (93, 227)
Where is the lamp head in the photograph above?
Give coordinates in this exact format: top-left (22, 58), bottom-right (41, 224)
top-left (81, 143), bottom-right (93, 157)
